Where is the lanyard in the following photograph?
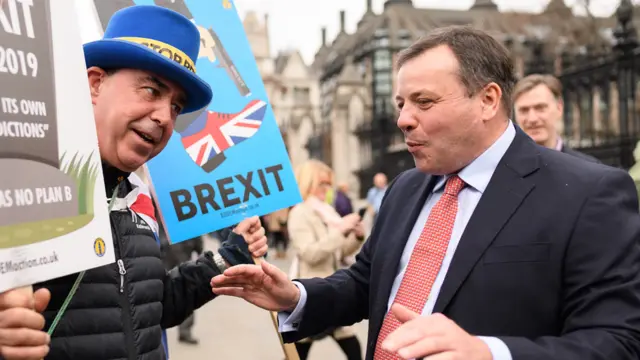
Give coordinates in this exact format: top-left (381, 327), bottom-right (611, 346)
top-left (47, 184), bottom-right (120, 335)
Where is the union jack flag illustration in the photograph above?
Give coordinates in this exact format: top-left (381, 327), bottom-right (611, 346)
top-left (179, 100), bottom-right (267, 168)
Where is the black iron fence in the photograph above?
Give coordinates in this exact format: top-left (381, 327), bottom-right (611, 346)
top-left (525, 0), bottom-right (640, 169)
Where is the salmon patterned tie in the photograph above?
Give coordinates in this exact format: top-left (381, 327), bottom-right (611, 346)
top-left (374, 175), bottom-right (465, 360)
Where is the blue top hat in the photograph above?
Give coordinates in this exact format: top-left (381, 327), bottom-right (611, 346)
top-left (83, 5), bottom-right (212, 114)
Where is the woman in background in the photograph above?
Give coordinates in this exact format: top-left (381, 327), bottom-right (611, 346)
top-left (287, 159), bottom-right (365, 360)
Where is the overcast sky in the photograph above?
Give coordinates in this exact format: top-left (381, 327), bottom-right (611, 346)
top-left (76, 0), bottom-right (627, 64)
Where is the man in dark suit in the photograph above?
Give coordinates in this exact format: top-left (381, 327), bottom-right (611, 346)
top-left (211, 25), bottom-right (640, 360)
top-left (513, 73), bottom-right (599, 163)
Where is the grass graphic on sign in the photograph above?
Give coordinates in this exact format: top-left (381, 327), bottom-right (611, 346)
top-left (60, 151), bottom-right (100, 215)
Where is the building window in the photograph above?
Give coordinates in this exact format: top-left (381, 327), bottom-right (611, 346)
top-left (375, 96), bottom-right (394, 116)
top-left (374, 72), bottom-right (392, 95)
top-left (375, 71), bottom-right (391, 84)
top-left (293, 87), bottom-right (310, 104)
top-left (373, 47), bottom-right (392, 116)
top-left (398, 29), bottom-right (412, 48)
top-left (375, 82), bottom-right (392, 95)
top-left (321, 75), bottom-right (336, 121)
top-left (375, 97), bottom-right (383, 111)
top-left (377, 37), bottom-right (390, 47)
top-left (374, 50), bottom-right (391, 69)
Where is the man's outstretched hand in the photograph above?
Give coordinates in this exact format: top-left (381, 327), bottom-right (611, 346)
top-left (211, 261), bottom-right (300, 312)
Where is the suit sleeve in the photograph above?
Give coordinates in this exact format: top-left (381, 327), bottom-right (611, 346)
top-left (500, 167), bottom-right (640, 359)
top-left (280, 173), bottom-right (403, 343)
top-left (281, 237), bottom-right (373, 343)
top-left (160, 251), bottom-right (221, 329)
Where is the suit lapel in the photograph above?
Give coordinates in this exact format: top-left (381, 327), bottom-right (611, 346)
top-left (433, 128), bottom-right (540, 313)
top-left (369, 173), bottom-right (437, 343)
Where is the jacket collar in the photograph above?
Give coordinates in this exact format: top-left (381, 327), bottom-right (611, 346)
top-left (102, 162), bottom-right (130, 199)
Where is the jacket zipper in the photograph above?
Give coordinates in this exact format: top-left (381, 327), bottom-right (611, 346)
top-left (111, 214), bottom-right (137, 360)
top-left (117, 259), bottom-right (126, 293)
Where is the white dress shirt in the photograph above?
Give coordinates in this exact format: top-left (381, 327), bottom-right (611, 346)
top-left (278, 121), bottom-right (517, 360)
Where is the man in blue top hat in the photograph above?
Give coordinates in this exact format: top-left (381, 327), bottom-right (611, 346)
top-left (0, 5), bottom-right (269, 360)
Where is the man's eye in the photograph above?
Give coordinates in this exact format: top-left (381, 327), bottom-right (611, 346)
top-left (396, 102), bottom-right (404, 110)
top-left (172, 103), bottom-right (183, 114)
top-left (144, 87), bottom-right (159, 96)
top-left (416, 99), bottom-right (431, 105)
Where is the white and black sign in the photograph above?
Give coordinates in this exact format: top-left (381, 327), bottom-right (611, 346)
top-left (0, 0), bottom-right (57, 167)
top-left (0, 0), bottom-right (77, 227)
top-left (0, 0), bottom-right (115, 292)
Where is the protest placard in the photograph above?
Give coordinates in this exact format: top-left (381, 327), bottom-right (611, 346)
top-left (0, 0), bottom-right (114, 292)
top-left (92, 0), bottom-right (302, 245)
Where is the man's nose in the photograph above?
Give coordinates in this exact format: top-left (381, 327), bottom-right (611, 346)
top-left (518, 112), bottom-right (536, 126)
top-left (151, 103), bottom-right (174, 127)
top-left (396, 108), bottom-right (417, 132)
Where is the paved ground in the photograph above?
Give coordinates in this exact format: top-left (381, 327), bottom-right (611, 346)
top-left (165, 237), bottom-right (369, 360)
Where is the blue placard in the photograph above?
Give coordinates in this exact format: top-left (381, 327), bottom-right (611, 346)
top-left (133, 0), bottom-right (302, 243)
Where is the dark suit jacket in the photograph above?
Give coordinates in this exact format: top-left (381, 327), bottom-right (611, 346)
top-left (282, 127), bottom-right (640, 359)
top-left (561, 144), bottom-right (601, 163)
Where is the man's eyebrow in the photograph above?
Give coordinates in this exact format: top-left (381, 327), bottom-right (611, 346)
top-left (395, 90), bottom-right (438, 101)
top-left (408, 89), bottom-right (437, 99)
top-left (142, 75), bottom-right (169, 91)
top-left (138, 75), bottom-right (187, 106)
top-left (518, 102), bottom-right (546, 109)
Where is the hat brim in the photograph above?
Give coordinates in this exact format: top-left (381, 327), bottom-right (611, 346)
top-left (83, 39), bottom-right (212, 114)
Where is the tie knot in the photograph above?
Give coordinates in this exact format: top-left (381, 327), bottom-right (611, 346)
top-left (444, 175), bottom-right (465, 196)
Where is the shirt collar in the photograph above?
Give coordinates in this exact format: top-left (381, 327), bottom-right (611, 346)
top-left (433, 120), bottom-right (516, 194)
top-left (555, 136), bottom-right (563, 151)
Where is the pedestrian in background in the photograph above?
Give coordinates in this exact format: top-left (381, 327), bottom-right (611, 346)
top-left (285, 159), bottom-right (365, 360)
top-left (266, 208), bottom-right (290, 259)
top-left (334, 182), bottom-right (354, 217)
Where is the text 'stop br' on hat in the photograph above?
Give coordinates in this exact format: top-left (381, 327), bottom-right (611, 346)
top-left (84, 5), bottom-right (213, 114)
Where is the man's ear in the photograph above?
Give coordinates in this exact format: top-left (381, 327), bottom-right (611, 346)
top-left (480, 82), bottom-right (502, 121)
top-left (556, 97), bottom-right (564, 114)
top-left (87, 66), bottom-right (108, 104)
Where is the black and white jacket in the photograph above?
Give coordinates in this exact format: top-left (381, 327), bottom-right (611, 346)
top-left (34, 165), bottom-right (223, 360)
